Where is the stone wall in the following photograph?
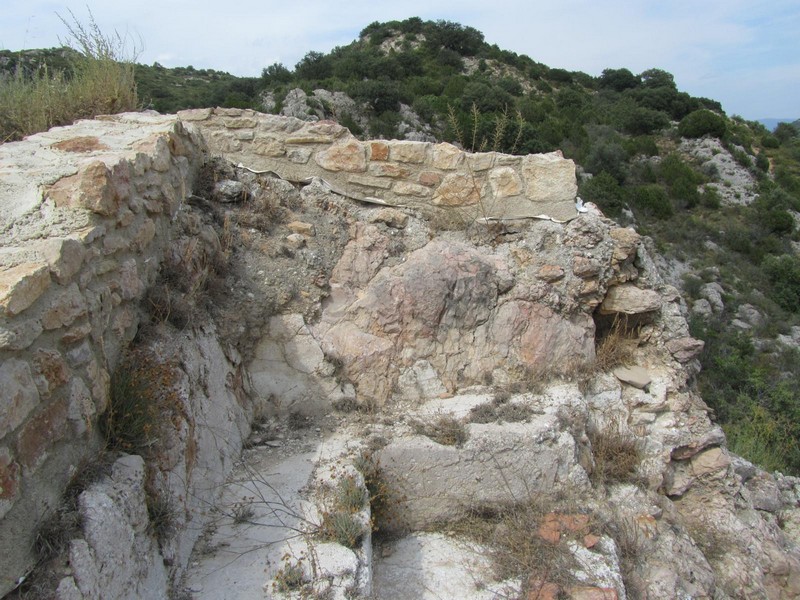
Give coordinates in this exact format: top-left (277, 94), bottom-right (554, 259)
top-left (0, 109), bottom-right (581, 596)
top-left (178, 107), bottom-right (579, 222)
top-left (0, 112), bottom-right (210, 595)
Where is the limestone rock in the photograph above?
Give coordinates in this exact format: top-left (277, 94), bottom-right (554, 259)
top-left (213, 179), bottom-right (247, 202)
top-left (599, 284), bottom-right (661, 315)
top-left (315, 139), bottom-right (367, 173)
top-left (369, 208), bottom-right (408, 229)
top-left (613, 366), bottom-right (651, 389)
top-left (521, 152), bottom-right (578, 204)
top-left (666, 336), bottom-right (704, 362)
top-left (0, 263), bottom-right (51, 316)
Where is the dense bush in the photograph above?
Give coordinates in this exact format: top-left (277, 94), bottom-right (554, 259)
top-left (763, 255), bottom-right (800, 312)
top-left (628, 184), bottom-right (673, 218)
top-left (692, 320), bottom-right (800, 473)
top-left (678, 109), bottom-right (727, 139)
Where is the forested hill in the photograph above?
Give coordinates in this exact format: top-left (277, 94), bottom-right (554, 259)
top-left (3, 17), bottom-right (799, 474)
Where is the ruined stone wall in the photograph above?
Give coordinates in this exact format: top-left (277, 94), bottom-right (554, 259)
top-left (0, 109), bottom-right (581, 596)
top-left (0, 112), bottom-right (208, 594)
top-left (179, 107), bottom-right (579, 222)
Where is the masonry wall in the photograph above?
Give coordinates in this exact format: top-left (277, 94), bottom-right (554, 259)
top-left (0, 113), bottom-right (207, 594)
top-left (179, 107), bottom-right (579, 222)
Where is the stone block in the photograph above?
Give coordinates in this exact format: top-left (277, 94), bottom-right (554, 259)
top-left (418, 171), bottom-right (442, 187)
top-left (393, 181), bottom-right (432, 197)
top-left (253, 137), bottom-right (285, 157)
top-left (521, 152), bottom-right (578, 204)
top-left (432, 173), bottom-right (481, 206)
top-left (0, 358), bottom-right (40, 438)
top-left (17, 396), bottom-right (68, 470)
top-left (315, 140), bottom-right (367, 173)
top-left (666, 337), bottom-right (704, 363)
top-left (0, 262), bottom-right (51, 316)
top-left (599, 284), bottom-right (661, 315)
top-left (41, 283), bottom-right (87, 330)
top-left (467, 152), bottom-right (495, 171)
top-left (369, 208), bottom-right (408, 229)
top-left (368, 162), bottom-right (412, 178)
top-left (0, 319), bottom-right (43, 350)
top-left (431, 143), bottom-right (464, 170)
top-left (287, 148), bottom-right (311, 163)
top-left (61, 321), bottom-right (92, 345)
top-left (223, 117), bottom-right (258, 129)
top-left (34, 238), bottom-right (86, 285)
top-left (613, 366), bottom-right (651, 389)
top-left (538, 265), bottom-right (565, 282)
top-left (369, 141), bottom-right (389, 161)
top-left (47, 161), bottom-right (121, 216)
top-left (488, 166), bottom-right (523, 197)
top-left (307, 120), bottom-right (349, 138)
top-left (32, 349), bottom-right (70, 397)
top-left (572, 256), bottom-right (601, 278)
top-left (389, 140), bottom-right (428, 164)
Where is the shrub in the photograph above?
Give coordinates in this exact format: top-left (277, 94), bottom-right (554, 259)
top-left (628, 184), bottom-right (673, 218)
top-left (678, 109), bottom-right (727, 139)
top-left (104, 348), bottom-right (181, 453)
top-left (580, 171), bottom-right (626, 216)
top-left (273, 559), bottom-right (306, 592)
top-left (763, 254), bottom-right (800, 312)
top-left (335, 476), bottom-right (365, 513)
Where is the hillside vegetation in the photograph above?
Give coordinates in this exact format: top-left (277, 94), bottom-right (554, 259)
top-left (1, 17), bottom-right (799, 474)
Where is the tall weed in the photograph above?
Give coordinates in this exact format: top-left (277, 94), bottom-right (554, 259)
top-left (0, 9), bottom-right (138, 142)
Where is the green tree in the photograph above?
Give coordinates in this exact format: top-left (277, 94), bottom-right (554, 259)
top-left (598, 68), bottom-right (639, 92)
top-left (295, 51), bottom-right (333, 80)
top-left (425, 20), bottom-right (484, 56)
top-left (261, 62), bottom-right (292, 84)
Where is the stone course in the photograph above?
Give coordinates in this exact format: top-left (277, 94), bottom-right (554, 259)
top-left (178, 107), bottom-right (579, 222)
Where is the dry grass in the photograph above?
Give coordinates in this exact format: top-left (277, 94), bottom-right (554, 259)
top-left (594, 315), bottom-right (639, 372)
top-left (1, 9), bottom-right (138, 142)
top-left (353, 451), bottom-right (406, 535)
top-left (412, 414), bottom-right (469, 446)
top-left (451, 495), bottom-right (592, 596)
top-left (469, 397), bottom-right (535, 424)
top-left (587, 419), bottom-right (643, 486)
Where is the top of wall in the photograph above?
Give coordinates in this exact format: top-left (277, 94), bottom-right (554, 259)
top-left (0, 112), bottom-right (199, 235)
top-left (179, 107), bottom-right (579, 222)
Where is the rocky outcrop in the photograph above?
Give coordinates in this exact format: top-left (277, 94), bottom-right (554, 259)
top-left (2, 110), bottom-right (799, 599)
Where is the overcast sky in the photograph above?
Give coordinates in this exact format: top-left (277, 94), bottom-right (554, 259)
top-left (2, 1), bottom-right (798, 121)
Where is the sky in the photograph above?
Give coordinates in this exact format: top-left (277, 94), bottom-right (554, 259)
top-left (2, 1), bottom-right (798, 121)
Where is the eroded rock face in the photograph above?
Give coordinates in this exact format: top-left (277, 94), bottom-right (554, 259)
top-left (317, 236), bottom-right (597, 406)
